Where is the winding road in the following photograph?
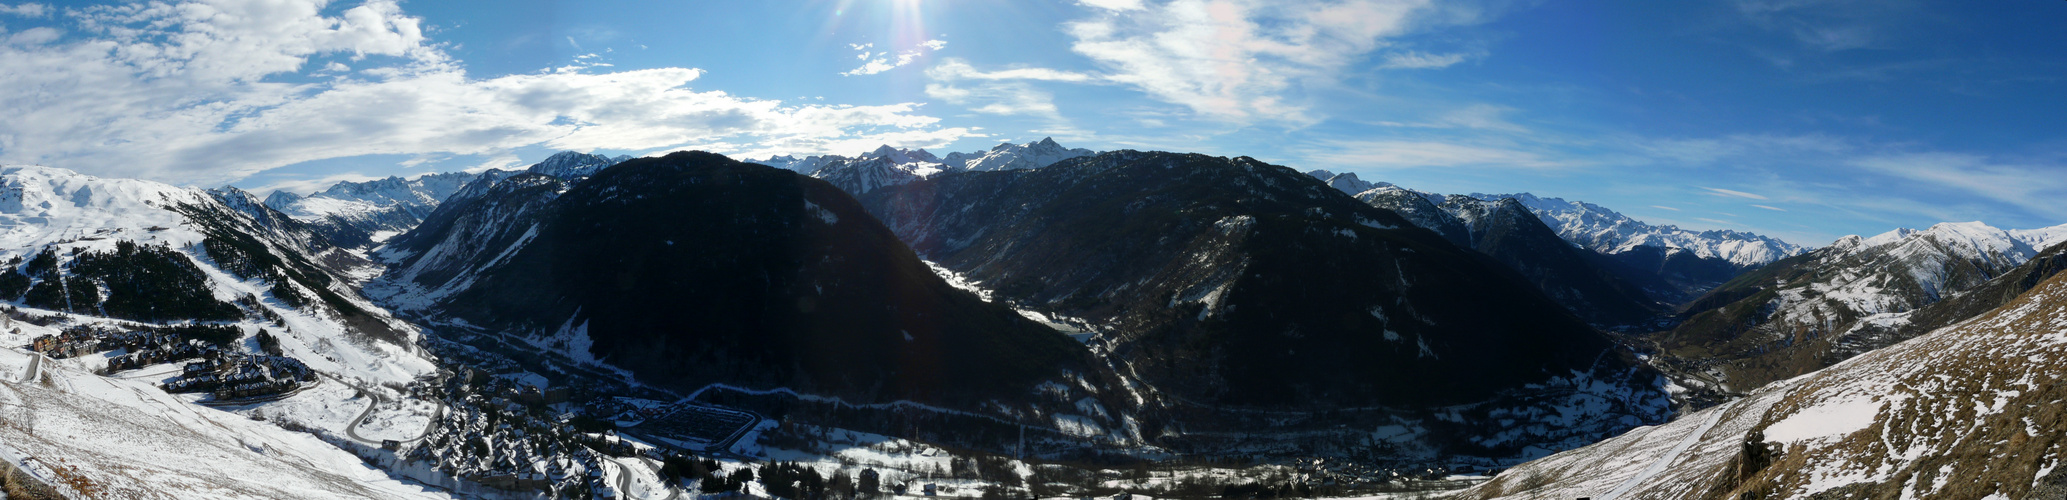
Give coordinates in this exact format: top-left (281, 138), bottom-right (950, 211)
top-left (341, 382), bottom-right (444, 445)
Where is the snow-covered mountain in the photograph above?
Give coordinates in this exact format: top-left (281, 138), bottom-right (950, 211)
top-left (0, 165), bottom-right (444, 497)
top-left (1305, 169), bottom-right (1387, 194)
top-left (1457, 267), bottom-right (2067, 499)
top-left (946, 137), bottom-right (1094, 172)
top-left (262, 151), bottom-right (622, 249)
top-left (1304, 171), bottom-right (1805, 300)
top-left (746, 138), bottom-right (1096, 195)
top-left (1355, 188), bottom-right (1664, 326)
top-left (1655, 220), bottom-right (2067, 393)
top-left (1476, 191), bottom-right (1807, 268)
top-left (0, 165), bottom-right (433, 383)
top-left (522, 150), bottom-right (626, 179)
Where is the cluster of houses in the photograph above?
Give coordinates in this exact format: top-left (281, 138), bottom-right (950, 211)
top-left (31, 328), bottom-right (216, 372)
top-left (106, 332), bottom-right (212, 371)
top-left (405, 393), bottom-right (607, 497)
top-left (160, 352), bottom-right (313, 400)
top-left (27, 329), bottom-right (103, 358)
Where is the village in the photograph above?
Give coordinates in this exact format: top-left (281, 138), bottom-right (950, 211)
top-left (25, 324), bottom-right (315, 402)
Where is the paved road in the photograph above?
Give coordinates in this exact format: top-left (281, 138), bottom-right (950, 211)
top-left (342, 382), bottom-right (445, 446)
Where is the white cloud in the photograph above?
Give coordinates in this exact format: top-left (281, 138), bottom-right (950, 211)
top-left (929, 58), bottom-right (1096, 83)
top-left (1752, 204), bottom-right (1787, 212)
top-left (1701, 187), bottom-right (1770, 200)
top-left (1063, 0), bottom-right (1468, 123)
top-left (1078, 0), bottom-right (1145, 11)
top-left (1650, 205), bottom-right (1681, 211)
top-left (924, 58), bottom-right (1100, 121)
top-left (1379, 50), bottom-right (1471, 69)
top-left (0, 0), bottom-right (976, 185)
top-left (841, 39), bottom-right (947, 76)
top-left (0, 3), bottom-right (49, 18)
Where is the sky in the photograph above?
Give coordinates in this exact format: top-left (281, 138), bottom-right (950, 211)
top-left (1, 0), bottom-right (2064, 247)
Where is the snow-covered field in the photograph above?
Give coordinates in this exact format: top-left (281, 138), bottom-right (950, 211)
top-left (0, 346), bottom-right (450, 499)
top-left (351, 397), bottom-right (440, 442)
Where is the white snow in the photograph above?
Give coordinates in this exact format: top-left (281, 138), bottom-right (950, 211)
top-left (0, 347), bottom-right (449, 499)
top-left (1762, 393), bottom-right (1886, 443)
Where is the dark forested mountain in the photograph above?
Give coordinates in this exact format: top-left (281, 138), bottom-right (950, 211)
top-left (1355, 187), bottom-right (1664, 327)
top-left (860, 151), bottom-right (1671, 463)
top-left (375, 151), bottom-right (1107, 408)
top-left (1651, 221), bottom-right (2067, 393)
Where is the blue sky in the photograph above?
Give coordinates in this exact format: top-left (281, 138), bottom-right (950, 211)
top-left (1, 0), bottom-right (2064, 246)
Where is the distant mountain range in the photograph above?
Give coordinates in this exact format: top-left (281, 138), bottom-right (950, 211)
top-left (1308, 170), bottom-right (1807, 302)
top-left (751, 137), bottom-right (1095, 195)
top-left (261, 151), bottom-right (625, 249)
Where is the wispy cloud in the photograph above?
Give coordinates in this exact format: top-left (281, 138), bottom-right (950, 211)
top-left (1849, 152), bottom-right (2067, 222)
top-left (1379, 51), bottom-right (1476, 69)
top-left (0, 0), bottom-right (977, 185)
top-left (1062, 0), bottom-right (1484, 124)
top-left (1730, 0), bottom-right (1920, 53)
top-left (1752, 204), bottom-right (1788, 212)
top-left (1650, 205), bottom-right (1681, 211)
top-left (1701, 187), bottom-right (1770, 200)
top-left (1304, 139), bottom-right (1570, 170)
top-left (841, 40), bottom-right (948, 76)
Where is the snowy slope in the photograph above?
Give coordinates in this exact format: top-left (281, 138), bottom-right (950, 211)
top-left (0, 346), bottom-right (449, 500)
top-left (1454, 269), bottom-right (2067, 499)
top-left (0, 165), bottom-right (435, 385)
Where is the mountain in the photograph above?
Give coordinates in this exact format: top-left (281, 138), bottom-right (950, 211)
top-left (1357, 187), bottom-right (1664, 327)
top-left (262, 151), bottom-right (620, 249)
top-left (945, 137), bottom-right (1094, 172)
top-left (1479, 192), bottom-right (1807, 268)
top-left (810, 155), bottom-right (943, 195)
top-left (1455, 266), bottom-right (2067, 499)
top-left (1303, 173), bottom-right (1805, 301)
top-left (746, 138), bottom-right (1096, 196)
top-left (1305, 169), bottom-right (1386, 194)
top-left (1653, 221), bottom-right (2067, 393)
top-left (0, 165), bottom-right (433, 383)
top-left (860, 151), bottom-right (1671, 464)
top-left (373, 151), bottom-right (1113, 409)
top-left (1477, 192), bottom-right (1807, 300)
top-left (262, 171), bottom-right (480, 249)
top-left (521, 150), bottom-right (621, 179)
